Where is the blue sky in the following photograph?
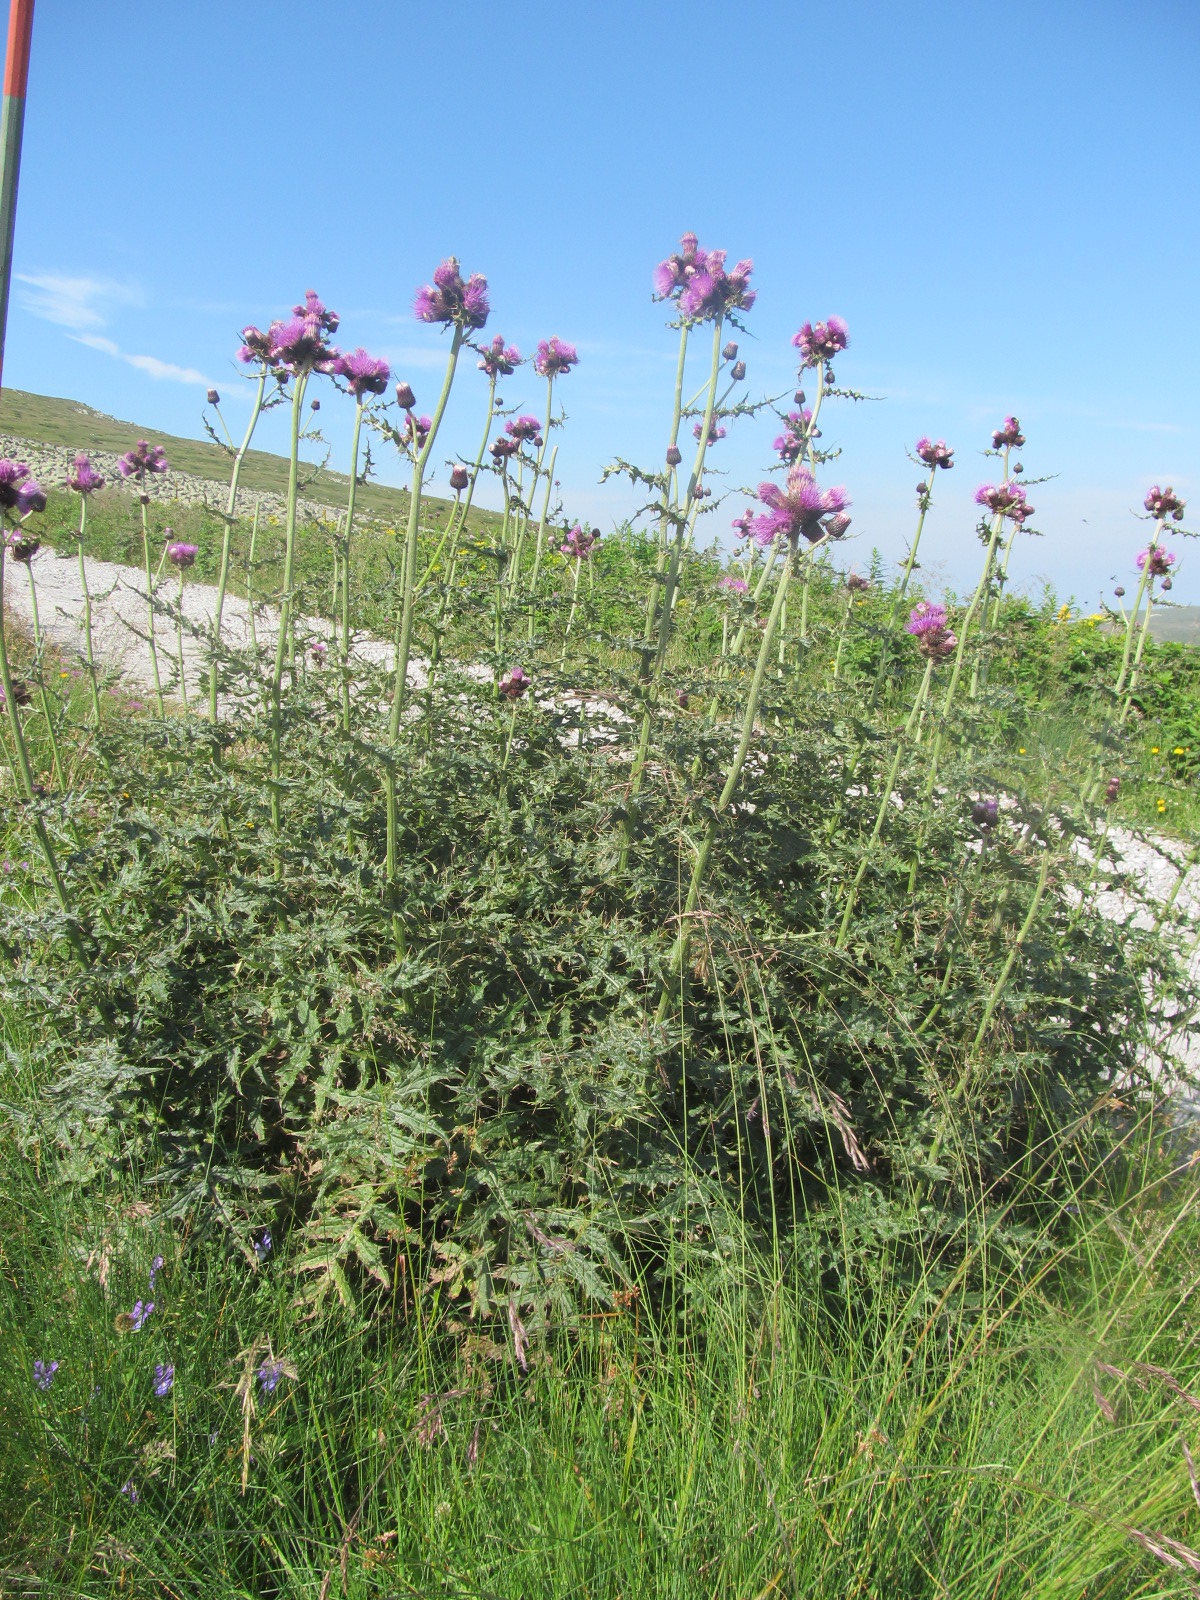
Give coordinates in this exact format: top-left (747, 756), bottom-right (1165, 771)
top-left (6, 0), bottom-right (1198, 603)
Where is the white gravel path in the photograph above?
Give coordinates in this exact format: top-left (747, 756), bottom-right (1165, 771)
top-left (6, 543), bottom-right (1198, 1114)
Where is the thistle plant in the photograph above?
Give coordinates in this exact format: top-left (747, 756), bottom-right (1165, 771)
top-left (894, 437), bottom-right (954, 612)
top-left (386, 257), bottom-right (487, 884)
top-left (7, 511), bottom-right (66, 789)
top-left (559, 522), bottom-right (599, 664)
top-left (117, 439), bottom-right (170, 716)
top-left (524, 337), bottom-right (578, 626)
top-left (332, 347), bottom-right (390, 732)
top-left (166, 542), bottom-right (199, 707)
top-left (68, 454), bottom-right (106, 726)
top-left (1114, 485), bottom-right (1186, 720)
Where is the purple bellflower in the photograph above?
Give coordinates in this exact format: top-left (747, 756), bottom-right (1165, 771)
top-left (334, 348), bottom-right (391, 399)
top-left (154, 1364), bottom-right (175, 1398)
top-left (792, 317), bottom-right (849, 368)
top-left (33, 1359), bottom-right (59, 1390)
top-left (414, 257), bottom-right (490, 329)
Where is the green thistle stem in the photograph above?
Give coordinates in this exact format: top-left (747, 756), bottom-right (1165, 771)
top-left (210, 370), bottom-right (266, 726)
top-left (339, 400), bottom-right (365, 734)
top-left (269, 372), bottom-right (309, 850)
top-left (139, 499), bottom-right (165, 717)
top-left (76, 496), bottom-right (103, 728)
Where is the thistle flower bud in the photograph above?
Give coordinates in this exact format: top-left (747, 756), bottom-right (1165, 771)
top-left (207, 388), bottom-right (220, 405)
top-left (450, 466), bottom-right (469, 492)
top-left (917, 482), bottom-right (929, 496)
top-left (1012, 461), bottom-right (1023, 474)
top-left (1105, 776), bottom-right (1120, 802)
top-left (794, 391), bottom-right (806, 405)
top-left (1162, 576), bottom-right (1173, 590)
top-left (1114, 585), bottom-right (1125, 598)
top-left (825, 368), bottom-right (835, 386)
top-left (731, 360), bottom-right (746, 381)
top-left (499, 666), bottom-right (529, 700)
top-left (666, 445), bottom-right (682, 467)
top-left (395, 381), bottom-right (416, 410)
top-left (723, 342), bottom-right (738, 361)
top-left (971, 797), bottom-right (999, 829)
top-left (310, 398), bottom-right (320, 411)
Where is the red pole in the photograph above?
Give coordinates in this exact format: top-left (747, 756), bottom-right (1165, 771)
top-left (0, 0), bottom-right (35, 395)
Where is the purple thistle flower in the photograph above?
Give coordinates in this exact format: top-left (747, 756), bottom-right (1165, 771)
top-left (749, 465), bottom-right (850, 548)
top-left (334, 347), bottom-right (391, 400)
top-left (972, 797), bottom-right (1000, 828)
top-left (148, 1254), bottom-right (164, 1291)
top-left (693, 417), bottom-right (727, 445)
top-left (410, 415), bottom-right (433, 450)
top-left (991, 416), bottom-right (1025, 450)
top-left (731, 510), bottom-right (754, 541)
top-left (1137, 545), bottom-right (1175, 577)
top-left (774, 409), bottom-right (813, 464)
top-left (1105, 776), bottom-right (1120, 802)
top-left (395, 381), bottom-right (416, 411)
top-left (1145, 484), bottom-right (1186, 521)
top-left (677, 250), bottom-right (756, 322)
top-left (653, 232), bottom-right (709, 300)
top-left (534, 337), bottom-right (579, 379)
top-left (718, 574), bottom-right (749, 593)
top-left (310, 641), bottom-right (328, 664)
top-left (975, 481), bottom-right (1030, 520)
top-left (666, 445), bottom-right (682, 467)
top-left (505, 414), bottom-right (544, 446)
top-left (847, 573), bottom-right (870, 592)
top-left (0, 458), bottom-right (42, 518)
top-left (915, 437), bottom-right (954, 471)
top-left (490, 436), bottom-right (518, 462)
top-left (207, 387), bottom-right (220, 405)
top-left (153, 1364), bottom-right (174, 1398)
top-left (118, 441), bottom-right (169, 482)
top-left (166, 542), bottom-right (199, 569)
top-left (267, 291), bottom-right (341, 375)
top-left (792, 317), bottom-right (849, 369)
top-left (559, 524), bottom-right (599, 561)
top-left (254, 1229), bottom-right (273, 1262)
top-left (449, 466), bottom-right (469, 493)
top-left (33, 1359), bottom-right (59, 1391)
top-left (499, 666), bottom-right (530, 700)
top-left (237, 325), bottom-right (278, 366)
top-left (414, 257), bottom-right (490, 329)
top-left (477, 334), bottom-right (520, 377)
top-left (68, 453), bottom-right (105, 496)
top-left (906, 601), bottom-right (957, 661)
top-left (8, 531), bottom-right (39, 562)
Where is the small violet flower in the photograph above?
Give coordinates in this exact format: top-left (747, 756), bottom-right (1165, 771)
top-left (33, 1359), bottom-right (59, 1390)
top-left (774, 410), bottom-right (813, 463)
top-left (792, 317), bottom-right (849, 369)
top-left (972, 797), bottom-right (1000, 829)
top-left (718, 575), bottom-right (749, 594)
top-left (254, 1229), bottom-right (273, 1262)
top-left (68, 453), bottom-right (105, 495)
top-left (148, 1254), bottom-right (164, 1291)
top-left (257, 1357), bottom-right (287, 1395)
top-left (414, 258), bottom-right (489, 329)
top-left (116, 1299), bottom-right (154, 1334)
top-left (153, 1364), bottom-right (174, 1398)
top-left (534, 337), bottom-right (579, 379)
top-left (121, 1480), bottom-right (139, 1503)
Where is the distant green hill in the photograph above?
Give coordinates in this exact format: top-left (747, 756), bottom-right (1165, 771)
top-left (0, 386), bottom-right (428, 524)
top-left (1145, 605), bottom-right (1200, 645)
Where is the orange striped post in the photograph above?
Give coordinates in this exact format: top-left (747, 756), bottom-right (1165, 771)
top-left (0, 0), bottom-right (35, 393)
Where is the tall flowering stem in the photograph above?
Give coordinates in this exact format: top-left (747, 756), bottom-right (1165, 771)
top-left (654, 537), bottom-right (801, 1025)
top-left (332, 349), bottom-right (390, 733)
top-left (427, 370), bottom-right (502, 667)
top-left (0, 535), bottom-right (81, 949)
top-left (269, 372), bottom-right (310, 842)
top-left (1114, 490), bottom-right (1184, 718)
top-left (69, 455), bottom-right (106, 727)
top-left (14, 544), bottom-right (66, 788)
top-left (386, 317), bottom-right (467, 884)
top-left (117, 442), bottom-right (170, 717)
top-left (209, 369), bottom-right (268, 725)
top-left (893, 439), bottom-right (954, 614)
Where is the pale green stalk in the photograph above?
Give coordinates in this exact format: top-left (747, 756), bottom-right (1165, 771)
top-left (246, 500), bottom-right (260, 658)
top-left (636, 323), bottom-right (692, 680)
top-left (654, 537), bottom-right (799, 1024)
top-left (522, 378), bottom-right (558, 614)
top-left (175, 568), bottom-right (188, 708)
top-left (831, 588), bottom-right (855, 680)
top-left (75, 495), bottom-right (103, 727)
top-left (835, 656), bottom-right (935, 950)
top-left (560, 552), bottom-right (584, 667)
top-left (387, 326), bottom-right (464, 883)
top-left (339, 400), bottom-right (365, 733)
top-left (269, 372), bottom-right (309, 845)
top-left (428, 371), bottom-right (498, 668)
top-left (209, 371), bottom-right (267, 725)
top-left (923, 511), bottom-right (1006, 794)
top-left (891, 460), bottom-right (942, 618)
top-left (972, 446), bottom-right (1012, 698)
top-left (1119, 572), bottom-right (1163, 727)
top-left (0, 539), bottom-right (81, 951)
top-left (139, 500), bottom-right (165, 717)
top-left (21, 560), bottom-right (64, 786)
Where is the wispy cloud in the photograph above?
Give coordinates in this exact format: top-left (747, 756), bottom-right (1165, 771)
top-left (16, 271), bottom-right (141, 331)
top-left (18, 269), bottom-right (211, 386)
